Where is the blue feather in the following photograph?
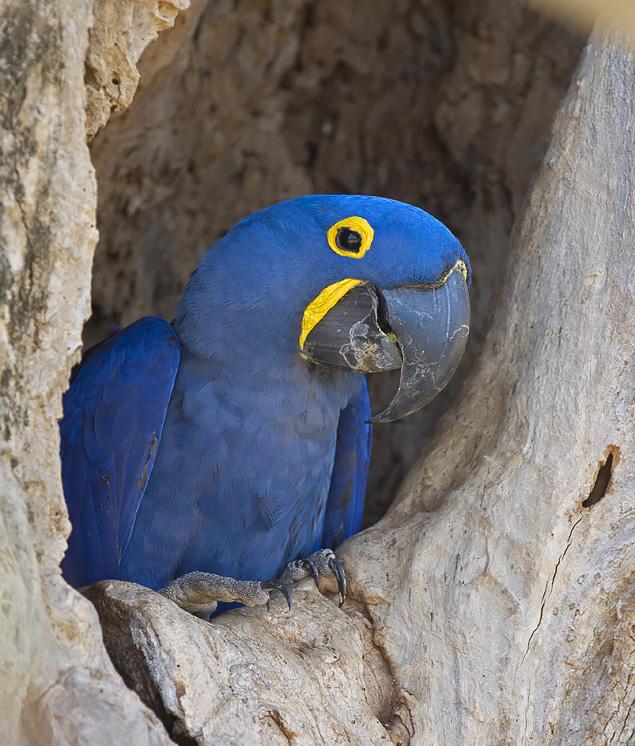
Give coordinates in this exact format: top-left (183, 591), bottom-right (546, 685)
top-left (60, 195), bottom-right (469, 592)
top-left (61, 317), bottom-right (179, 586)
top-left (322, 377), bottom-right (372, 549)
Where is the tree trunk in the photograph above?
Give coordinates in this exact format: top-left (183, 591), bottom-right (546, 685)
top-left (1, 2), bottom-right (633, 745)
top-left (0, 1), bottom-right (184, 743)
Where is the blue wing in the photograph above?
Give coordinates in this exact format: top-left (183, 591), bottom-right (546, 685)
top-left (322, 377), bottom-right (372, 549)
top-left (60, 317), bottom-right (180, 587)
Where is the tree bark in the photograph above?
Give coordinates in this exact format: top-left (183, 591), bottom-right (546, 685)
top-left (88, 28), bottom-right (635, 746)
top-left (0, 1), bottom-right (185, 743)
top-left (1, 2), bottom-right (633, 745)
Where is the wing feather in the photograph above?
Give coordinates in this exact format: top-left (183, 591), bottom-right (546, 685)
top-left (322, 377), bottom-right (372, 549)
top-left (60, 317), bottom-right (179, 586)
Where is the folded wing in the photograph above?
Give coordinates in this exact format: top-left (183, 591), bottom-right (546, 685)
top-left (60, 317), bottom-right (180, 586)
top-left (322, 377), bottom-right (372, 549)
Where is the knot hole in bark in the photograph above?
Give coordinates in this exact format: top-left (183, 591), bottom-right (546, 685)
top-left (582, 446), bottom-right (619, 508)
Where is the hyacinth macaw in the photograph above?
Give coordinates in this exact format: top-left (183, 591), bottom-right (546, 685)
top-left (61, 195), bottom-right (470, 618)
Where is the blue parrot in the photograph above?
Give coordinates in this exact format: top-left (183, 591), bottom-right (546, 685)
top-left (61, 195), bottom-right (470, 618)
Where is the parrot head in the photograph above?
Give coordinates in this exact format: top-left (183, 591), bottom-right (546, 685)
top-left (177, 194), bottom-right (471, 422)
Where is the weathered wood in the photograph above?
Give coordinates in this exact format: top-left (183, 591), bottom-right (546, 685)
top-left (0, 1), bottom-right (186, 743)
top-left (350, 33), bottom-right (635, 743)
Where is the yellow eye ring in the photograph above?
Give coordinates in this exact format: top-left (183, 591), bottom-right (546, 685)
top-left (327, 216), bottom-right (374, 259)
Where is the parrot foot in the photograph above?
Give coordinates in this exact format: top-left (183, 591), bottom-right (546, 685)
top-left (159, 571), bottom-right (291, 620)
top-left (282, 548), bottom-right (347, 606)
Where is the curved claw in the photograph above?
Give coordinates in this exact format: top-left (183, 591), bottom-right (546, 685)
top-left (262, 579), bottom-right (292, 612)
top-left (327, 556), bottom-right (347, 607)
top-left (302, 557), bottom-right (321, 588)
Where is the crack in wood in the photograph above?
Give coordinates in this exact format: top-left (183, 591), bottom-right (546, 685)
top-left (522, 515), bottom-right (585, 661)
top-left (357, 599), bottom-right (415, 744)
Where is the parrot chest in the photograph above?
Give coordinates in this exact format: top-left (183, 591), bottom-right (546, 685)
top-left (120, 353), bottom-right (357, 588)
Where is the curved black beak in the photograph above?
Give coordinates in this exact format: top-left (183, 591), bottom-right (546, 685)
top-left (370, 268), bottom-right (469, 422)
top-left (300, 264), bottom-right (470, 422)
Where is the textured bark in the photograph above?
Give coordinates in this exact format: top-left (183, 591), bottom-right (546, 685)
top-left (87, 30), bottom-right (635, 746)
top-left (0, 1), bottom-right (186, 743)
top-left (85, 0), bottom-right (189, 140)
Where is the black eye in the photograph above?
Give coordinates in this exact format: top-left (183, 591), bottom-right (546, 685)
top-left (335, 227), bottom-right (363, 254)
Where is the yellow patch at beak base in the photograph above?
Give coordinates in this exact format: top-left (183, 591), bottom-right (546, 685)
top-left (300, 278), bottom-right (364, 349)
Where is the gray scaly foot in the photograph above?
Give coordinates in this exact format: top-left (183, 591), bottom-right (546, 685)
top-left (282, 548), bottom-right (347, 606)
top-left (159, 571), bottom-right (291, 620)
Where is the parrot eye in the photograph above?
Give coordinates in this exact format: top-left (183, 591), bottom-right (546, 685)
top-left (326, 216), bottom-right (374, 259)
top-left (335, 227), bottom-right (362, 253)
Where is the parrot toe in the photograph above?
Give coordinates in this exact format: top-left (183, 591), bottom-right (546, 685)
top-left (159, 570), bottom-right (292, 619)
top-left (261, 579), bottom-right (293, 612)
top-left (282, 548), bottom-right (347, 607)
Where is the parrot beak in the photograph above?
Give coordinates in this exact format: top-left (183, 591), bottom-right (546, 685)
top-left (300, 261), bottom-right (470, 423)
